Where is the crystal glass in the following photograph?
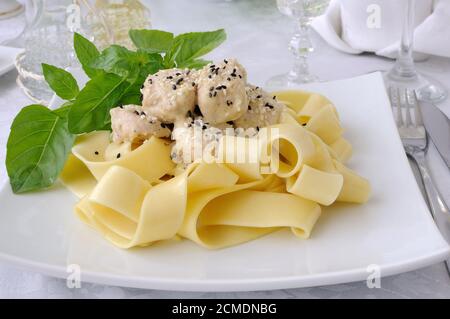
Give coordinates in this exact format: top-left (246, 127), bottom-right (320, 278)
top-left (13, 0), bottom-right (150, 104)
top-left (16, 0), bottom-right (77, 104)
top-left (384, 0), bottom-right (447, 103)
top-left (84, 0), bottom-right (151, 50)
top-left (266, 0), bottom-right (330, 89)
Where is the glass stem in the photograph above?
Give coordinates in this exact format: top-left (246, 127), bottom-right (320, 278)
top-left (390, 0), bottom-right (417, 80)
top-left (288, 17), bottom-right (314, 82)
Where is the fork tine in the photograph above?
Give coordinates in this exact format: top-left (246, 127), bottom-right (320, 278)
top-left (411, 90), bottom-right (424, 126)
top-left (389, 87), bottom-right (401, 126)
top-left (399, 88), bottom-right (412, 127)
top-left (395, 88), bottom-right (405, 127)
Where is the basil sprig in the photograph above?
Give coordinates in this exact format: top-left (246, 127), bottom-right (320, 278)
top-left (6, 105), bottom-right (75, 193)
top-left (6, 28), bottom-right (227, 193)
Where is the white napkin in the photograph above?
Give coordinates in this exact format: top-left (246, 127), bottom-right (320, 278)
top-left (312, 0), bottom-right (450, 59)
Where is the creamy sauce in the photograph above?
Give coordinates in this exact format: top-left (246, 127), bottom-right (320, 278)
top-left (109, 58), bottom-right (286, 165)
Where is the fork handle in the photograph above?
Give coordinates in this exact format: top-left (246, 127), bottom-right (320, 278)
top-left (410, 150), bottom-right (450, 273)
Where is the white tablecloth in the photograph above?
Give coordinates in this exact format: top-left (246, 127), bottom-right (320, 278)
top-left (0, 0), bottom-right (449, 298)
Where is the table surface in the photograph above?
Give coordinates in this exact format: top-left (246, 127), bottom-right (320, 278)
top-left (0, 0), bottom-right (449, 299)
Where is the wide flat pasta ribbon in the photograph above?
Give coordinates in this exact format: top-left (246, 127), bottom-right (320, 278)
top-left (60, 89), bottom-right (371, 250)
top-left (73, 161), bottom-right (322, 249)
top-left (71, 131), bottom-right (175, 182)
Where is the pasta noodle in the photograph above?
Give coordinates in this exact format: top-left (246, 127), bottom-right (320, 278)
top-left (60, 90), bottom-right (371, 249)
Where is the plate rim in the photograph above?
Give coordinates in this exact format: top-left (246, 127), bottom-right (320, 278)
top-left (0, 246), bottom-right (448, 291)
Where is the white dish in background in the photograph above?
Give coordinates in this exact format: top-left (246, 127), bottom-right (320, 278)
top-left (0, 72), bottom-right (448, 292)
top-left (0, 46), bottom-right (23, 77)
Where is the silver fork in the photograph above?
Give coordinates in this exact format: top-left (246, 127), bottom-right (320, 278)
top-left (390, 87), bottom-right (450, 273)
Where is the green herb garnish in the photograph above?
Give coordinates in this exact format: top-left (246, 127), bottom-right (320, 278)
top-left (6, 105), bottom-right (75, 193)
top-left (6, 28), bottom-right (226, 193)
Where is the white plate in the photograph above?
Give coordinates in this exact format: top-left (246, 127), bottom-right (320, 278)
top-left (0, 46), bottom-right (22, 77)
top-left (0, 72), bottom-right (448, 292)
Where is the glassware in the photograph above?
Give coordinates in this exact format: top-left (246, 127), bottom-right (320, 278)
top-left (266, 0), bottom-right (330, 89)
top-left (384, 0), bottom-right (447, 103)
top-left (13, 0), bottom-right (150, 104)
top-left (15, 0), bottom-right (78, 104)
top-left (84, 0), bottom-right (151, 50)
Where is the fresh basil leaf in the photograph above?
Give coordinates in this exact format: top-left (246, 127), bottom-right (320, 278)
top-left (90, 45), bottom-right (136, 77)
top-left (129, 29), bottom-right (174, 53)
top-left (177, 58), bottom-right (211, 69)
top-left (90, 45), bottom-right (164, 80)
top-left (54, 101), bottom-right (74, 118)
top-left (119, 82), bottom-right (142, 106)
top-left (138, 52), bottom-right (164, 83)
top-left (6, 105), bottom-right (75, 193)
top-left (42, 63), bottom-right (79, 100)
top-left (73, 32), bottom-right (103, 78)
top-left (68, 73), bottom-right (129, 134)
top-left (167, 29), bottom-right (226, 66)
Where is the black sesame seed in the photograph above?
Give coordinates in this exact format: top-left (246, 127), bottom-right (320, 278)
top-left (273, 95), bottom-right (277, 100)
top-left (224, 59), bottom-right (228, 64)
top-left (202, 124), bottom-right (207, 129)
top-left (231, 73), bottom-right (236, 77)
top-left (166, 76), bottom-right (173, 79)
top-left (148, 79), bottom-right (152, 84)
top-left (94, 151), bottom-right (99, 155)
top-left (215, 68), bottom-right (219, 75)
top-left (256, 95), bottom-right (262, 98)
top-left (213, 91), bottom-right (217, 97)
top-left (166, 123), bottom-right (174, 131)
top-left (209, 86), bottom-right (214, 91)
top-left (265, 103), bottom-right (274, 109)
top-left (208, 75), bottom-right (212, 79)
top-left (302, 123), bottom-right (307, 126)
top-left (256, 126), bottom-right (260, 131)
top-left (134, 111), bottom-right (140, 115)
top-left (227, 121), bottom-right (233, 125)
top-left (176, 78), bottom-right (183, 85)
top-left (119, 105), bottom-right (123, 109)
top-left (160, 123), bottom-right (166, 128)
top-left (172, 84), bottom-right (177, 90)
top-left (227, 77), bottom-right (231, 81)
top-left (140, 111), bottom-right (146, 116)
top-left (187, 110), bottom-right (193, 118)
top-left (194, 105), bottom-right (202, 116)
top-left (209, 92), bottom-right (213, 98)
top-left (238, 75), bottom-right (242, 79)
top-left (175, 72), bottom-right (181, 76)
top-left (216, 86), bottom-right (222, 90)
top-left (116, 153), bottom-right (121, 159)
top-left (192, 82), bottom-right (196, 86)
top-left (140, 84), bottom-right (144, 89)
top-left (210, 64), bottom-right (216, 68)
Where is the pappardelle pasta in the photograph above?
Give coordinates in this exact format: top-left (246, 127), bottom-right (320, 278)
top-left (60, 89), bottom-right (371, 250)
